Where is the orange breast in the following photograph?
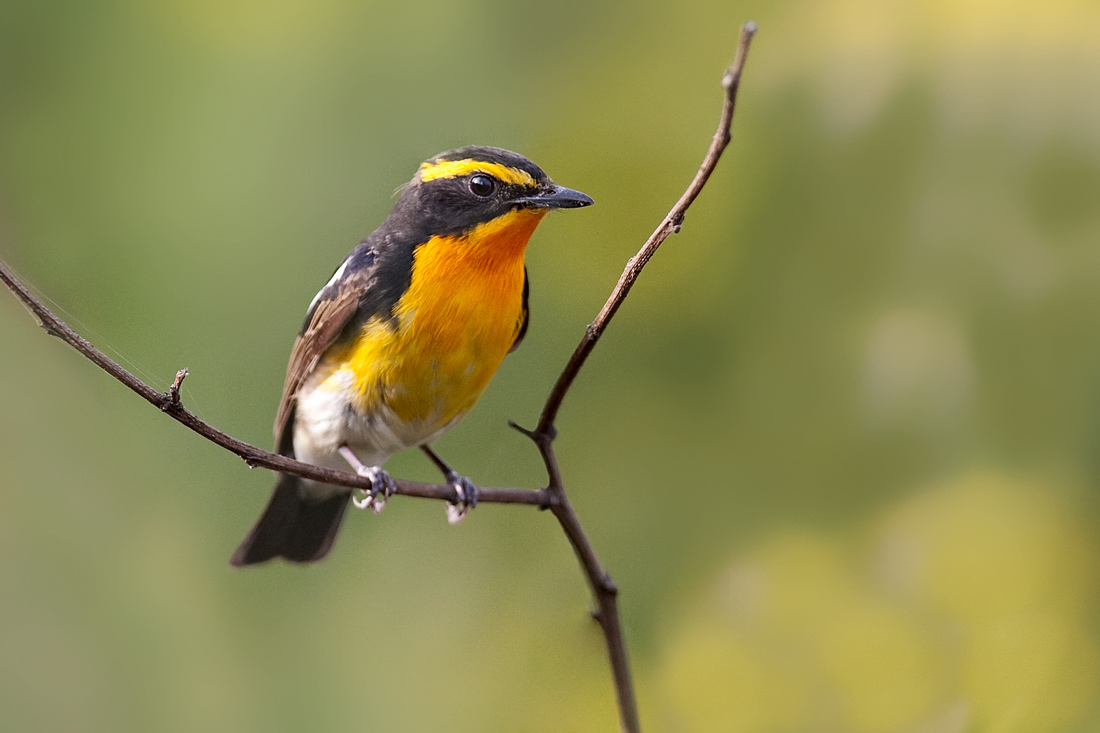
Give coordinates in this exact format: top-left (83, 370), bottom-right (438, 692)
top-left (327, 208), bottom-right (545, 439)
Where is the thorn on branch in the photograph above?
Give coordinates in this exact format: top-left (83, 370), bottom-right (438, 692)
top-left (508, 420), bottom-right (555, 446)
top-left (160, 368), bottom-right (188, 412)
top-left (38, 321), bottom-right (63, 338)
top-left (508, 419), bottom-right (536, 439)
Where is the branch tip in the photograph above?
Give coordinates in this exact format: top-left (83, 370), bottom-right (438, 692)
top-left (723, 21), bottom-right (758, 90)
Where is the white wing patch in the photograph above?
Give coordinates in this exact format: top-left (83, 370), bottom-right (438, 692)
top-left (307, 258), bottom-right (349, 314)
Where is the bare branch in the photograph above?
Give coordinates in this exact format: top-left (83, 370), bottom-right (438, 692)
top-left (517, 22), bottom-right (757, 733)
top-left (0, 259), bottom-right (550, 508)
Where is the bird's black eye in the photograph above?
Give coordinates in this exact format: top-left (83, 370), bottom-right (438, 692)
top-left (469, 174), bottom-right (495, 197)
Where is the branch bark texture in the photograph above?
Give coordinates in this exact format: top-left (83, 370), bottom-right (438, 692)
top-left (0, 21), bottom-right (756, 733)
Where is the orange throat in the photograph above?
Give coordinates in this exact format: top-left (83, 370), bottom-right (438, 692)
top-left (333, 207), bottom-right (547, 437)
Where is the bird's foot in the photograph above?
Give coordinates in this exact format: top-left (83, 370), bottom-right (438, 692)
top-left (350, 465), bottom-right (395, 513)
top-left (338, 445), bottom-right (395, 513)
top-left (445, 471), bottom-right (478, 525)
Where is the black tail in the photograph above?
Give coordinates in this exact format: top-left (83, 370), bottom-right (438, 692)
top-left (231, 474), bottom-right (350, 566)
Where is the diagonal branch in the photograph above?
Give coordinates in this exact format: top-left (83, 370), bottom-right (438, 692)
top-left (540, 23), bottom-right (756, 435)
top-left (515, 22), bottom-right (757, 733)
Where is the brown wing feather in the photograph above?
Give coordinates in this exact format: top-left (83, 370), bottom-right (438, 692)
top-left (273, 269), bottom-right (371, 452)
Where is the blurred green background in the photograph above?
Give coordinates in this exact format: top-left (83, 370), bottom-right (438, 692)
top-left (2, 0), bottom-right (1100, 730)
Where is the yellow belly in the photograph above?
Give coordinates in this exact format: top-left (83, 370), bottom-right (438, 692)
top-left (314, 208), bottom-right (543, 444)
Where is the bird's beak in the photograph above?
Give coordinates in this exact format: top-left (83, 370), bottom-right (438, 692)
top-left (515, 184), bottom-right (594, 210)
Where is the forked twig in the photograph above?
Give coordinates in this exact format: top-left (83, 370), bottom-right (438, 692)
top-left (0, 21), bottom-right (756, 733)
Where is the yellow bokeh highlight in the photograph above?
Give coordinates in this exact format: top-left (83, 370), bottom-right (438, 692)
top-left (963, 612), bottom-right (1100, 733)
top-left (655, 471), bottom-right (1100, 731)
top-left (817, 601), bottom-right (940, 732)
top-left (878, 472), bottom-right (1100, 620)
top-left (721, 532), bottom-right (858, 635)
top-left (659, 618), bottom-right (808, 732)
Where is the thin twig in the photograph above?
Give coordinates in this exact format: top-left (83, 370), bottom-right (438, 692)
top-left (0, 21), bottom-right (757, 733)
top-left (516, 22), bottom-right (757, 733)
top-left (539, 22), bottom-right (757, 436)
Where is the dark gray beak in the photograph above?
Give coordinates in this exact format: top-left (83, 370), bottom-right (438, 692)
top-left (515, 184), bottom-right (594, 210)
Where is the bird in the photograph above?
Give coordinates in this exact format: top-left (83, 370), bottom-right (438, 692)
top-left (231, 146), bottom-right (593, 566)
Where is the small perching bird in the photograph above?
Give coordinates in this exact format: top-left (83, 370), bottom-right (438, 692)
top-left (231, 146), bottom-right (593, 566)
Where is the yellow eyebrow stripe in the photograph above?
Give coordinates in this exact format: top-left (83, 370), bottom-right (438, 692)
top-left (418, 159), bottom-right (537, 188)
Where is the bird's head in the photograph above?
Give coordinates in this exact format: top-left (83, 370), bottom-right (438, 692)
top-left (390, 146), bottom-right (593, 241)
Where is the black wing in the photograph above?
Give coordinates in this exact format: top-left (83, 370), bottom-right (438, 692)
top-left (509, 266), bottom-right (529, 353)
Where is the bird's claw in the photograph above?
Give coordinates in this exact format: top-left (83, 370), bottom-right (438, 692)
top-left (351, 465), bottom-right (395, 513)
top-left (445, 471), bottom-right (478, 524)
